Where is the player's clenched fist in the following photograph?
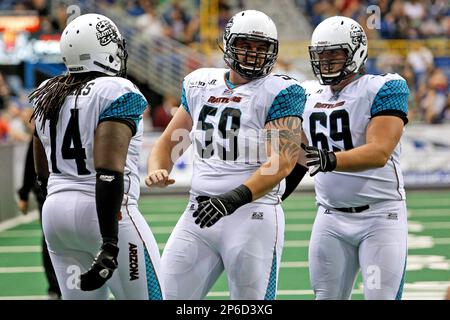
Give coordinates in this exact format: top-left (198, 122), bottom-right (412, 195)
top-left (145, 169), bottom-right (175, 187)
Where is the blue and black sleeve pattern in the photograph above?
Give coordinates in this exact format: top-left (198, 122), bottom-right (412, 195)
top-left (99, 92), bottom-right (147, 135)
top-left (266, 84), bottom-right (306, 123)
top-left (371, 80), bottom-right (409, 124)
top-left (180, 82), bottom-right (190, 115)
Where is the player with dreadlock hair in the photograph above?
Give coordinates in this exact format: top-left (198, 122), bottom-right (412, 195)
top-left (30, 72), bottom-right (101, 130)
top-left (32, 13), bottom-right (164, 300)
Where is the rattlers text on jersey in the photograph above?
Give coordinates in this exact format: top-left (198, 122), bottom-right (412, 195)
top-left (35, 76), bottom-right (145, 206)
top-left (302, 73), bottom-right (409, 208)
top-left (182, 68), bottom-right (305, 203)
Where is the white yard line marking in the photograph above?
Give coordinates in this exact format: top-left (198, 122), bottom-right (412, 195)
top-left (0, 211), bottom-right (39, 232)
top-left (0, 266), bottom-right (44, 273)
top-left (0, 246), bottom-right (41, 253)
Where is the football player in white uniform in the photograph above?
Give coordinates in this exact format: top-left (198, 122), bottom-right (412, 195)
top-left (146, 10), bottom-right (307, 299)
top-left (31, 14), bottom-right (164, 300)
top-left (300, 16), bottom-right (409, 299)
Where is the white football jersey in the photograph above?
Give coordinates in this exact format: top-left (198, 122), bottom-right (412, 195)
top-left (35, 76), bottom-right (148, 206)
top-left (182, 68), bottom-right (306, 204)
top-left (302, 73), bottom-right (409, 208)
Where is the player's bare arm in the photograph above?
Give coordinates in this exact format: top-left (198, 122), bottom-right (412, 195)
top-left (94, 121), bottom-right (132, 172)
top-left (281, 129), bottom-right (309, 201)
top-left (79, 120), bottom-right (133, 291)
top-left (33, 135), bottom-right (49, 180)
top-left (33, 134), bottom-right (50, 202)
top-left (245, 116), bottom-right (303, 200)
top-left (334, 115), bottom-right (404, 171)
top-left (146, 106), bottom-right (192, 187)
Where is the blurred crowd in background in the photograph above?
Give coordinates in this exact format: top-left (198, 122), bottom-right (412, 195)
top-left (0, 0), bottom-right (448, 143)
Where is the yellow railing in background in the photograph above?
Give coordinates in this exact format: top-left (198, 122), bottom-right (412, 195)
top-left (199, 0), bottom-right (219, 54)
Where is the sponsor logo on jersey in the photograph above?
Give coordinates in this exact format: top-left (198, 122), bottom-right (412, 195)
top-left (313, 101), bottom-right (345, 109)
top-left (207, 95), bottom-right (242, 104)
top-left (252, 212), bottom-right (264, 220)
top-left (189, 80), bottom-right (206, 88)
top-left (208, 79), bottom-right (217, 85)
top-left (129, 243), bottom-right (139, 281)
top-left (387, 213), bottom-right (398, 220)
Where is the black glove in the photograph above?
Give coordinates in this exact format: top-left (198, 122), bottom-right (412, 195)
top-left (80, 242), bottom-right (119, 291)
top-left (193, 184), bottom-right (252, 228)
top-left (302, 143), bottom-right (337, 177)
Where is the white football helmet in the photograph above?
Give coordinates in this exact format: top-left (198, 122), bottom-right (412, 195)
top-left (222, 10), bottom-right (278, 80)
top-left (309, 16), bottom-right (368, 85)
top-left (60, 13), bottom-right (128, 77)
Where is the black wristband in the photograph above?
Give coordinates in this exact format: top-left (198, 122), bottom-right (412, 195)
top-left (222, 184), bottom-right (253, 208)
top-left (282, 164), bottom-right (308, 201)
top-left (96, 169), bottom-right (124, 244)
top-left (326, 150), bottom-right (337, 172)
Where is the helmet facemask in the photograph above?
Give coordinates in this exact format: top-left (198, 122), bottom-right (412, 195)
top-left (223, 33), bottom-right (278, 80)
top-left (309, 43), bottom-right (359, 86)
top-left (116, 38), bottom-right (128, 78)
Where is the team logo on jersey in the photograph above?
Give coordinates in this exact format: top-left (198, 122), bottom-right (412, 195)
top-left (129, 243), bottom-right (139, 281)
top-left (208, 95), bottom-right (242, 104)
top-left (314, 101), bottom-right (345, 109)
top-left (96, 20), bottom-right (119, 46)
top-left (251, 212), bottom-right (264, 220)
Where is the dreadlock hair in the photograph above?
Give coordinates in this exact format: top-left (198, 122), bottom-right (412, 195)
top-left (30, 72), bottom-right (104, 130)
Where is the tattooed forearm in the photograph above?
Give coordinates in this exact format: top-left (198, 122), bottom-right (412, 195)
top-left (265, 116), bottom-right (302, 161)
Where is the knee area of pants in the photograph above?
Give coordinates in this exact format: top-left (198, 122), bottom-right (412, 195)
top-left (228, 245), bottom-right (271, 286)
top-left (161, 240), bottom-right (199, 274)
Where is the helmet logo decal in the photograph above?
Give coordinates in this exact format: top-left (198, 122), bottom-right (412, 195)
top-left (96, 20), bottom-right (119, 46)
top-left (224, 17), bottom-right (234, 41)
top-left (350, 24), bottom-right (367, 46)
